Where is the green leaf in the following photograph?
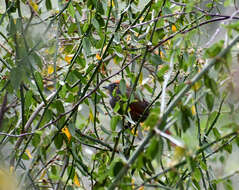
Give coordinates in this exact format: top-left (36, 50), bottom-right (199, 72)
top-left (25, 90), bottom-right (33, 108)
top-left (180, 106), bottom-right (192, 132)
top-left (68, 23), bottom-right (77, 34)
top-left (22, 153), bottom-right (29, 160)
top-left (92, 18), bottom-right (100, 31)
top-left (235, 136), bottom-right (239, 147)
top-left (150, 54), bottom-right (162, 65)
top-left (224, 143), bottom-right (232, 154)
top-left (144, 108), bottom-right (160, 128)
top-left (146, 137), bottom-right (159, 160)
top-left (111, 161), bottom-right (124, 177)
top-left (192, 167), bottom-right (201, 182)
top-left (83, 37), bottom-right (92, 57)
top-left (192, 179), bottom-right (200, 190)
top-left (119, 79), bottom-right (126, 95)
top-left (41, 109), bottom-right (53, 126)
top-left (95, 14), bottom-right (105, 27)
top-left (53, 100), bottom-right (65, 114)
top-left (96, 1), bottom-right (104, 14)
top-left (204, 74), bottom-right (218, 95)
top-left (199, 160), bottom-right (207, 171)
top-left (68, 123), bottom-right (76, 137)
top-left (71, 142), bottom-right (89, 175)
top-left (54, 133), bottom-right (63, 149)
top-left (68, 2), bottom-right (75, 18)
top-left (30, 52), bottom-right (43, 69)
top-left (113, 102), bottom-right (121, 113)
top-left (212, 128), bottom-right (221, 139)
top-left (51, 165), bottom-right (57, 175)
top-left (204, 40), bottom-right (224, 58)
top-left (34, 71), bottom-right (44, 91)
top-left (205, 93), bottom-right (214, 111)
top-left (110, 115), bottom-right (120, 131)
top-left (10, 67), bottom-right (24, 90)
top-left (67, 166), bottom-right (75, 180)
top-left (45, 0), bottom-right (52, 10)
top-left (99, 125), bottom-right (112, 135)
top-left (8, 17), bottom-right (16, 36)
top-left (223, 179), bottom-right (233, 190)
top-left (157, 64), bottom-right (169, 79)
top-left (225, 21), bottom-right (239, 31)
top-left (146, 159), bottom-right (155, 173)
top-left (32, 134), bottom-right (41, 147)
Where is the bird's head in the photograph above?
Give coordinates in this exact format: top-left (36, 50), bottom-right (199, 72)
top-left (103, 81), bottom-right (120, 96)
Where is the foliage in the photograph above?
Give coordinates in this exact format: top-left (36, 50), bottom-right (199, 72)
top-left (0, 0), bottom-right (239, 189)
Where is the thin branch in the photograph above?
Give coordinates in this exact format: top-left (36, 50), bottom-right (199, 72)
top-left (108, 34), bottom-right (239, 190)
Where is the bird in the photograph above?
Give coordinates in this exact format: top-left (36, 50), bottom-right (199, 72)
top-left (103, 81), bottom-right (150, 122)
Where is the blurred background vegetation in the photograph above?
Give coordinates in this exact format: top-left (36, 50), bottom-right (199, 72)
top-left (0, 0), bottom-right (239, 189)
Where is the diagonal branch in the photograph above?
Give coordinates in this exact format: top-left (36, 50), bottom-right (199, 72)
top-left (108, 34), bottom-right (239, 190)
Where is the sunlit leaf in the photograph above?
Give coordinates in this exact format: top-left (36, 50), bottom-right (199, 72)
top-left (47, 65), bottom-right (54, 75)
top-left (172, 24), bottom-right (177, 32)
top-left (29, 0), bottom-right (38, 12)
top-left (62, 126), bottom-right (72, 141)
top-left (65, 54), bottom-right (73, 64)
top-left (96, 53), bottom-right (102, 60)
top-left (74, 173), bottom-right (81, 187)
top-left (89, 109), bottom-right (94, 122)
top-left (25, 149), bottom-right (33, 159)
top-left (191, 105), bottom-right (196, 115)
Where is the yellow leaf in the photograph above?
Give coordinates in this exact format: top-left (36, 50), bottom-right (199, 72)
top-left (89, 109), bottom-right (94, 122)
top-left (172, 24), bottom-right (177, 32)
top-left (29, 0), bottom-right (38, 12)
top-left (65, 54), bottom-right (73, 64)
top-left (113, 57), bottom-right (118, 65)
top-left (44, 49), bottom-right (49, 54)
top-left (74, 173), bottom-right (81, 187)
top-left (9, 166), bottom-right (14, 174)
top-left (142, 125), bottom-right (150, 131)
top-left (139, 16), bottom-right (144, 22)
top-left (96, 53), bottom-right (102, 60)
top-left (138, 186), bottom-right (144, 190)
top-left (160, 51), bottom-right (164, 58)
top-left (163, 36), bottom-right (171, 46)
top-left (131, 179), bottom-right (135, 189)
top-left (126, 35), bottom-right (131, 42)
top-left (62, 126), bottom-right (71, 141)
top-left (48, 65), bottom-right (54, 75)
top-left (25, 149), bottom-right (33, 159)
top-left (40, 169), bottom-right (47, 180)
top-left (191, 105), bottom-right (196, 116)
top-left (174, 146), bottom-right (186, 159)
top-left (108, 0), bottom-right (114, 7)
top-left (139, 72), bottom-right (143, 85)
top-left (131, 128), bottom-right (138, 136)
top-left (192, 82), bottom-right (201, 91)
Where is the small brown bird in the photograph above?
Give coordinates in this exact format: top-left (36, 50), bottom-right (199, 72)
top-left (103, 81), bottom-right (150, 122)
